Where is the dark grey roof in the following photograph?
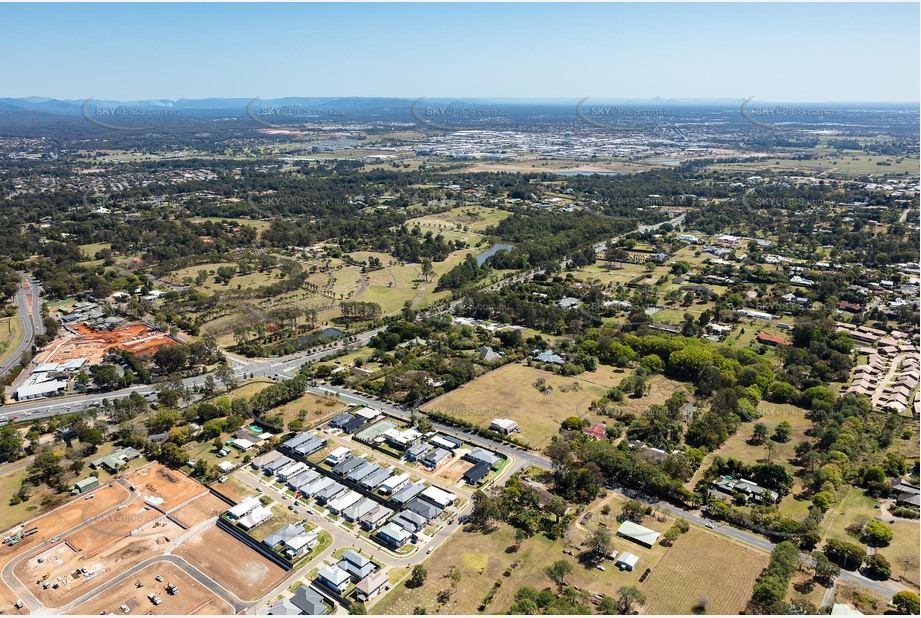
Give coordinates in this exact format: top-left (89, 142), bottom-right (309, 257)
top-left (360, 468), bottom-right (392, 489)
top-left (405, 498), bottom-right (441, 520)
top-left (290, 586), bottom-right (328, 615)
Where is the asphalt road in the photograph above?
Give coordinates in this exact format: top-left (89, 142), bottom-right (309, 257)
top-left (0, 273), bottom-right (42, 378)
top-left (0, 327), bottom-right (385, 421)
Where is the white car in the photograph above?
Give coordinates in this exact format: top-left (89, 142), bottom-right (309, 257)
top-left (426, 546), bottom-right (435, 555)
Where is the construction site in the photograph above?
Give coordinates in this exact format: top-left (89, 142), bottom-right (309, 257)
top-left (34, 323), bottom-right (179, 366)
top-left (0, 464), bottom-right (264, 613)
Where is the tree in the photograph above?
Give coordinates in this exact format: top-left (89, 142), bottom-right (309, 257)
top-left (545, 560), bottom-right (572, 592)
top-left (349, 602), bottom-right (367, 615)
top-left (862, 520), bottom-right (894, 547)
top-left (772, 420), bottom-right (792, 443)
top-left (823, 539), bottom-right (866, 571)
top-left (153, 345), bottom-right (189, 374)
top-left (751, 422), bottom-right (768, 445)
top-left (408, 565), bottom-right (427, 588)
top-left (28, 451), bottom-right (64, 487)
top-left (585, 528), bottom-right (614, 557)
top-left (215, 363), bottom-right (237, 391)
top-left (811, 551), bottom-right (840, 584)
top-left (618, 500), bottom-right (649, 523)
top-left (547, 496), bottom-right (568, 523)
top-left (160, 442), bottom-right (187, 468)
top-left (892, 591), bottom-right (920, 615)
top-left (421, 259), bottom-right (435, 282)
top-left (0, 424), bottom-right (24, 462)
top-left (597, 596), bottom-right (619, 615)
top-left (863, 554), bottom-right (891, 580)
top-left (616, 586), bottom-right (646, 614)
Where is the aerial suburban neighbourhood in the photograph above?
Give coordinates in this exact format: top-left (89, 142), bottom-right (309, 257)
top-left (0, 2), bottom-right (918, 617)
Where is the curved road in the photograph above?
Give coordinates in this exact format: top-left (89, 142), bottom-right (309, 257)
top-left (0, 273), bottom-right (42, 378)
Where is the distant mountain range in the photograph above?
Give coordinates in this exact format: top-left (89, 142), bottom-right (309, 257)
top-left (0, 96), bottom-right (913, 117)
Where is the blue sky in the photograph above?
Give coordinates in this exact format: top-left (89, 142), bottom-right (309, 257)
top-left (1, 3), bottom-right (917, 102)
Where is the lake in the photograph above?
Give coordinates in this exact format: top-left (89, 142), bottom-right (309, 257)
top-left (477, 243), bottom-right (514, 266)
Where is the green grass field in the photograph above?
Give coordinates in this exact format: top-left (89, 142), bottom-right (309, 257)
top-left (0, 314), bottom-right (24, 372)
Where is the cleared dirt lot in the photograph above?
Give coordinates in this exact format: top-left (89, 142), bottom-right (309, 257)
top-left (14, 520), bottom-right (183, 608)
top-left (68, 561), bottom-right (234, 615)
top-left (66, 502), bottom-right (162, 554)
top-left (126, 464), bottom-right (208, 511)
top-left (0, 483), bottom-right (129, 560)
top-left (170, 493), bottom-right (227, 529)
top-left (173, 526), bottom-right (287, 602)
top-left (35, 323), bottom-right (177, 365)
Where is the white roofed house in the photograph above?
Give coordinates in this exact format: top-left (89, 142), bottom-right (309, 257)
top-left (237, 505), bottom-right (273, 530)
top-left (226, 496), bottom-right (261, 520)
top-left (420, 485), bottom-right (456, 508)
top-left (284, 530), bottom-right (319, 559)
top-left (490, 418), bottom-right (519, 435)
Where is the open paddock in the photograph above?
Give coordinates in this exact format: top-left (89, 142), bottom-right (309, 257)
top-left (640, 528), bottom-right (769, 615)
top-left (422, 363), bottom-right (684, 449)
top-left (67, 560), bottom-right (235, 615)
top-left (125, 464), bottom-right (208, 511)
top-left (173, 526), bottom-right (287, 602)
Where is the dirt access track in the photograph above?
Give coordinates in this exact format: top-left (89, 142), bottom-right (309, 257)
top-left (68, 560), bottom-right (234, 615)
top-left (35, 323), bottom-right (178, 365)
top-left (173, 526), bottom-right (287, 602)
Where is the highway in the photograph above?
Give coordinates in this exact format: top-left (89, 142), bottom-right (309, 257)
top-left (0, 273), bottom-right (43, 378)
top-left (0, 327), bottom-right (385, 422)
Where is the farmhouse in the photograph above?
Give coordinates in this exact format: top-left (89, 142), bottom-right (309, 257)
top-left (711, 477), bottom-right (779, 504)
top-left (89, 447), bottom-right (141, 473)
top-left (616, 521), bottom-right (661, 548)
top-left (490, 418), bottom-right (519, 435)
top-left (756, 332), bottom-right (792, 347)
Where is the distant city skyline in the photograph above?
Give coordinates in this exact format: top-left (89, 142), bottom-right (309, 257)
top-left (0, 3), bottom-right (918, 103)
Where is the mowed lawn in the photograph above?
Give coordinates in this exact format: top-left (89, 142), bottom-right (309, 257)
top-left (422, 363), bottom-right (683, 449)
top-left (876, 520), bottom-right (921, 587)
